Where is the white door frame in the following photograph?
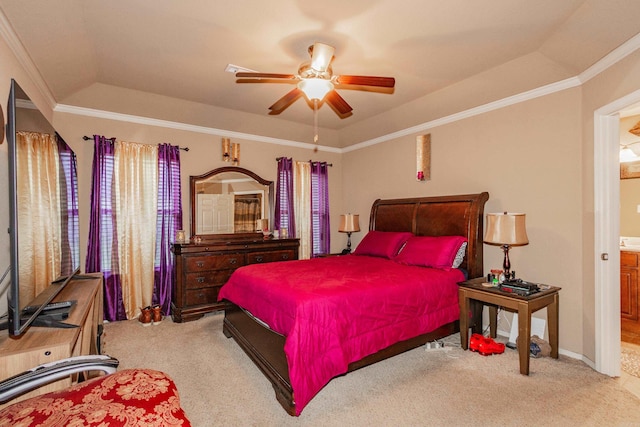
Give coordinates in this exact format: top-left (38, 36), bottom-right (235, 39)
top-left (594, 88), bottom-right (640, 376)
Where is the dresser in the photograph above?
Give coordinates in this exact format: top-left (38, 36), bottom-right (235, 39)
top-left (171, 237), bottom-right (299, 322)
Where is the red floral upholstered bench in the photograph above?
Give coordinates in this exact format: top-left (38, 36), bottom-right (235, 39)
top-left (0, 368), bottom-right (191, 426)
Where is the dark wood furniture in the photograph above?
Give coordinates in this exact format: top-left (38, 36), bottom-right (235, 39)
top-left (0, 274), bottom-right (103, 408)
top-left (171, 237), bottom-right (299, 322)
top-left (458, 277), bottom-right (560, 375)
top-left (621, 250), bottom-right (640, 342)
top-left (189, 166), bottom-right (274, 239)
top-left (222, 192), bottom-right (489, 415)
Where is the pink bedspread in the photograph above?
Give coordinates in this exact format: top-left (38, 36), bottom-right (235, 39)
top-left (218, 255), bottom-right (463, 415)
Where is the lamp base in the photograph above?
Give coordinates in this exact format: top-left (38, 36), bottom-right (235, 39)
top-left (502, 244), bottom-right (513, 280)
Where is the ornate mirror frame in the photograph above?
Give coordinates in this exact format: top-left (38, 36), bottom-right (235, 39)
top-left (189, 166), bottom-right (274, 240)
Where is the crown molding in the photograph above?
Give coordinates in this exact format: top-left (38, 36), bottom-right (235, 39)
top-left (579, 32), bottom-right (640, 84)
top-left (0, 8), bottom-right (56, 111)
top-left (54, 104), bottom-right (342, 153)
top-left (343, 77), bottom-right (582, 153)
top-left (57, 76), bottom-right (582, 156)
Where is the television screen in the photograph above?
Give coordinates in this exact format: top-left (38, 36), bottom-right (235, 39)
top-left (2, 79), bottom-right (80, 336)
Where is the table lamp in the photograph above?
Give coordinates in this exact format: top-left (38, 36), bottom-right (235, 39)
top-left (339, 214), bottom-right (360, 254)
top-left (484, 212), bottom-right (529, 280)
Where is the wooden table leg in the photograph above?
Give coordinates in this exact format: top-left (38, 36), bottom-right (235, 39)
top-left (548, 293), bottom-right (559, 359)
top-left (459, 289), bottom-right (469, 350)
top-left (517, 303), bottom-right (531, 375)
top-left (488, 305), bottom-right (497, 338)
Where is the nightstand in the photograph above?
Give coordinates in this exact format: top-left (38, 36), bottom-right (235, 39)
top-left (458, 277), bottom-right (560, 375)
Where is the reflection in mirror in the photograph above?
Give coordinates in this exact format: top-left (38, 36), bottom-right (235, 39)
top-left (190, 167), bottom-right (274, 238)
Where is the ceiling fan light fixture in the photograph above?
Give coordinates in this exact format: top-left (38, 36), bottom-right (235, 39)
top-left (620, 146), bottom-right (640, 162)
top-left (310, 42), bottom-right (335, 72)
top-left (298, 78), bottom-right (334, 101)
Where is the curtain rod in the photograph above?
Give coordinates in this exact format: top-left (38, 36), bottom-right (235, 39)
top-left (82, 135), bottom-right (189, 151)
top-left (275, 156), bottom-right (332, 167)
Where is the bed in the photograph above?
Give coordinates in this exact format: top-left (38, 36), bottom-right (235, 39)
top-left (219, 192), bottom-right (489, 415)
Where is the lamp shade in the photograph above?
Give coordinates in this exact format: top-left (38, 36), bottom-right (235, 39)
top-left (484, 212), bottom-right (529, 246)
top-left (339, 214), bottom-right (360, 233)
top-left (310, 42), bottom-right (335, 72)
top-left (298, 78), bottom-right (334, 101)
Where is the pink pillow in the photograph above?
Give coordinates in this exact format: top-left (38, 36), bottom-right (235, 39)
top-left (394, 235), bottom-right (468, 270)
top-left (352, 231), bottom-right (414, 259)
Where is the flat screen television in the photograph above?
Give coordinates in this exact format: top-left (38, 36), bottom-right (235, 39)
top-left (1, 79), bottom-right (80, 337)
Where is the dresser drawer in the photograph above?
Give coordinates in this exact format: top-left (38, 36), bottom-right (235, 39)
top-left (247, 250), bottom-right (296, 264)
top-left (621, 251), bottom-right (639, 267)
top-left (185, 287), bottom-right (220, 306)
top-left (185, 270), bottom-right (234, 289)
top-left (184, 253), bottom-right (245, 271)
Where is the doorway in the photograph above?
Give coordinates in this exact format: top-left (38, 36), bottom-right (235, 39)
top-left (594, 88), bottom-right (640, 377)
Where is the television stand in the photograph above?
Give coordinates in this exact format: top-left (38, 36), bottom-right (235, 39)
top-left (0, 273), bottom-right (103, 408)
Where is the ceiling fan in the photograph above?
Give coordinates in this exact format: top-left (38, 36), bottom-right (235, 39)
top-left (235, 42), bottom-right (395, 118)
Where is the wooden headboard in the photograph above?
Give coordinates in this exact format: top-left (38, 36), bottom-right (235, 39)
top-left (369, 192), bottom-right (490, 279)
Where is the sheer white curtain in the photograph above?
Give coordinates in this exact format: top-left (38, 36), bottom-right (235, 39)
top-left (115, 141), bottom-right (158, 319)
top-left (16, 131), bottom-right (61, 304)
top-left (294, 161), bottom-right (311, 259)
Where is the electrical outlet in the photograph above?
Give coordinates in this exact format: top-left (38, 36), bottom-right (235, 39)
top-left (424, 341), bottom-right (445, 351)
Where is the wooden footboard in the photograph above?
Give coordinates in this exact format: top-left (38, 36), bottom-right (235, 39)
top-left (223, 304), bottom-right (294, 415)
top-left (223, 303), bottom-right (461, 415)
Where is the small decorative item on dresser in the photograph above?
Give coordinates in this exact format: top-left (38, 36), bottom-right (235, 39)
top-left (175, 229), bottom-right (186, 243)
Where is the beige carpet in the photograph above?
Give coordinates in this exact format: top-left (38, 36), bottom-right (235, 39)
top-left (103, 313), bottom-right (640, 427)
top-left (622, 345), bottom-right (640, 379)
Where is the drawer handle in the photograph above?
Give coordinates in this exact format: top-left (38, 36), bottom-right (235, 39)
top-left (281, 254), bottom-right (289, 260)
top-left (196, 261), bottom-right (204, 268)
top-left (196, 277), bottom-right (205, 283)
top-left (255, 256), bottom-right (264, 262)
top-left (229, 258), bottom-right (238, 265)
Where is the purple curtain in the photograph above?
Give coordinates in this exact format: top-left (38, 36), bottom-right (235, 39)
top-left (85, 135), bottom-right (126, 321)
top-left (153, 143), bottom-right (182, 316)
top-left (311, 161), bottom-right (330, 256)
top-left (275, 157), bottom-right (296, 237)
top-left (55, 133), bottom-right (79, 275)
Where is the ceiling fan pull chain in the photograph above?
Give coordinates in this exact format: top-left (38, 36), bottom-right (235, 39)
top-left (313, 99), bottom-right (319, 144)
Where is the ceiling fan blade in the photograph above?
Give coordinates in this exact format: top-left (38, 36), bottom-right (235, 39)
top-left (334, 75), bottom-right (395, 88)
top-left (309, 42), bottom-right (335, 72)
top-left (325, 90), bottom-right (353, 116)
top-left (268, 88), bottom-right (303, 114)
top-left (236, 72), bottom-right (296, 80)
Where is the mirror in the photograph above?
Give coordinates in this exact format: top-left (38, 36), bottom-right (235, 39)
top-left (190, 166), bottom-right (274, 239)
